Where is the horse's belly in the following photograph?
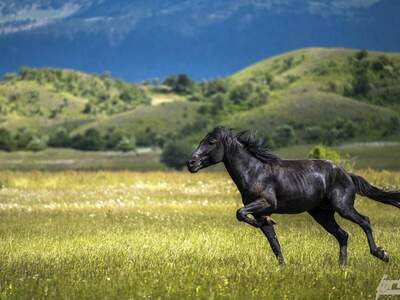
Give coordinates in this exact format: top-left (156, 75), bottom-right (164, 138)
top-left (275, 191), bottom-right (326, 213)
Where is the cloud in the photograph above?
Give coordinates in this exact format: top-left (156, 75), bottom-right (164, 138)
top-left (307, 0), bottom-right (382, 16)
top-left (0, 2), bottom-right (81, 34)
top-left (332, 0), bottom-right (382, 9)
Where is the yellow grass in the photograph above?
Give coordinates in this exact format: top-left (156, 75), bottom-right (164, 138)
top-left (0, 170), bottom-right (399, 299)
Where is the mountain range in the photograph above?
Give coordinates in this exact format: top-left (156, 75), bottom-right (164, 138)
top-left (1, 0), bottom-right (400, 81)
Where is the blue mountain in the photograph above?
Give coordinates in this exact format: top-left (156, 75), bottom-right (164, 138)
top-left (0, 0), bottom-right (399, 81)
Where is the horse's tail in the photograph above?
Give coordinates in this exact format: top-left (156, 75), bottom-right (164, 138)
top-left (350, 173), bottom-right (400, 208)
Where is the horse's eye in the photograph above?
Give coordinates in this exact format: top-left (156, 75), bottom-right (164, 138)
top-left (208, 140), bottom-right (217, 145)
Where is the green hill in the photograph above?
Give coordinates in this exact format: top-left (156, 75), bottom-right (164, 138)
top-left (0, 47), bottom-right (399, 151)
top-left (222, 48), bottom-right (400, 145)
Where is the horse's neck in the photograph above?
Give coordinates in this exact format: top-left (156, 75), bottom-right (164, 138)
top-left (223, 145), bottom-right (258, 192)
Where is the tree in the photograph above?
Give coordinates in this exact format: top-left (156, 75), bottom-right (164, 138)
top-left (304, 126), bottom-right (323, 143)
top-left (163, 74), bottom-right (194, 94)
top-left (48, 128), bottom-right (71, 148)
top-left (82, 103), bottom-right (92, 114)
top-left (352, 69), bottom-right (370, 95)
top-left (14, 128), bottom-right (34, 150)
top-left (163, 75), bottom-right (178, 88)
top-left (323, 128), bottom-right (341, 146)
top-left (72, 128), bottom-right (104, 150)
top-left (103, 128), bottom-right (136, 151)
top-left (175, 74), bottom-right (194, 94)
top-left (201, 79), bottom-right (228, 97)
top-left (229, 83), bottom-right (253, 105)
top-left (355, 49), bottom-right (368, 61)
top-left (136, 128), bottom-right (163, 147)
top-left (0, 128), bottom-right (15, 151)
top-left (209, 93), bottom-right (227, 115)
top-left (272, 125), bottom-right (296, 147)
top-left (349, 50), bottom-right (371, 96)
top-left (161, 141), bottom-right (193, 170)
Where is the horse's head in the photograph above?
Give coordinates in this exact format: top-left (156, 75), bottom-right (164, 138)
top-left (187, 127), bottom-right (229, 173)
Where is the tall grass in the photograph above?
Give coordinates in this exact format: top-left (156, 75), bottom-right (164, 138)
top-left (0, 171), bottom-right (399, 299)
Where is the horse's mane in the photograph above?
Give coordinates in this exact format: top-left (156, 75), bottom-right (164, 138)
top-left (217, 128), bottom-right (280, 163)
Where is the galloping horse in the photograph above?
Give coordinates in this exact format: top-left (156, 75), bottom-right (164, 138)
top-left (187, 127), bottom-right (400, 265)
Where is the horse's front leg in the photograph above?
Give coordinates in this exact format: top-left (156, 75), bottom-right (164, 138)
top-left (236, 199), bottom-right (271, 228)
top-left (255, 219), bottom-right (285, 265)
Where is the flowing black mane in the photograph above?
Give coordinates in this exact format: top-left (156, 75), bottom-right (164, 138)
top-left (215, 127), bottom-right (280, 163)
top-left (235, 130), bottom-right (280, 163)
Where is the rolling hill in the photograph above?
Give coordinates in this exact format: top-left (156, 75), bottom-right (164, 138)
top-left (0, 47), bottom-right (399, 150)
top-left (225, 48), bottom-right (400, 142)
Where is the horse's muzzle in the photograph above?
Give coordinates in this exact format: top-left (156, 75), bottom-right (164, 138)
top-left (187, 159), bottom-right (201, 173)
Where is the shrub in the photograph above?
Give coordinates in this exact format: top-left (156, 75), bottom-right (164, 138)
top-left (103, 128), bottom-right (136, 151)
top-left (14, 129), bottom-right (34, 150)
top-left (175, 74), bottom-right (195, 94)
top-left (308, 145), bottom-right (340, 161)
top-left (201, 79), bottom-right (229, 97)
top-left (48, 128), bottom-right (71, 148)
top-left (103, 128), bottom-right (123, 150)
top-left (136, 129), bottom-right (156, 147)
top-left (355, 49), bottom-right (368, 61)
top-left (323, 128), bottom-right (341, 146)
top-left (3, 72), bottom-right (17, 81)
top-left (26, 136), bottom-right (48, 152)
top-left (116, 136), bottom-right (136, 152)
top-left (247, 89), bottom-right (268, 108)
top-left (72, 128), bottom-right (104, 151)
top-left (352, 70), bottom-right (370, 95)
top-left (163, 75), bottom-right (178, 88)
top-left (161, 141), bottom-right (193, 170)
top-left (164, 74), bottom-right (195, 94)
top-left (273, 125), bottom-right (296, 147)
top-left (0, 128), bottom-right (15, 151)
top-left (209, 93), bottom-right (228, 114)
top-left (304, 126), bottom-right (323, 143)
top-left (229, 83), bottom-right (253, 105)
top-left (371, 55), bottom-right (391, 72)
top-left (282, 56), bottom-right (294, 71)
top-left (308, 145), bottom-right (354, 171)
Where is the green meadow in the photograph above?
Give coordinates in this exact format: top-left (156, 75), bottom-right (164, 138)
top-left (0, 170), bottom-right (399, 299)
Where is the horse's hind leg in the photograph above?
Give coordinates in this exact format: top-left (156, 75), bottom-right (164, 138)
top-left (331, 189), bottom-right (389, 263)
top-left (339, 207), bottom-right (388, 262)
top-left (308, 207), bottom-right (349, 266)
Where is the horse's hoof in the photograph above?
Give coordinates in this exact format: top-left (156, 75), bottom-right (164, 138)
top-left (376, 247), bottom-right (389, 263)
top-left (381, 250), bottom-right (389, 263)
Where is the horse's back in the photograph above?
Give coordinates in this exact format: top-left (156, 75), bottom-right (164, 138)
top-left (270, 159), bottom-right (339, 213)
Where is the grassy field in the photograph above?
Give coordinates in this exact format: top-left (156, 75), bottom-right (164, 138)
top-left (0, 170), bottom-right (400, 299)
top-left (0, 140), bottom-right (399, 172)
top-left (0, 148), bottom-right (165, 171)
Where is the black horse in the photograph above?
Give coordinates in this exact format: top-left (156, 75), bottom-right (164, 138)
top-left (187, 127), bottom-right (400, 265)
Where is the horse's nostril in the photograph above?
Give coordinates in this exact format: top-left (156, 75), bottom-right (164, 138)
top-left (189, 159), bottom-right (196, 165)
